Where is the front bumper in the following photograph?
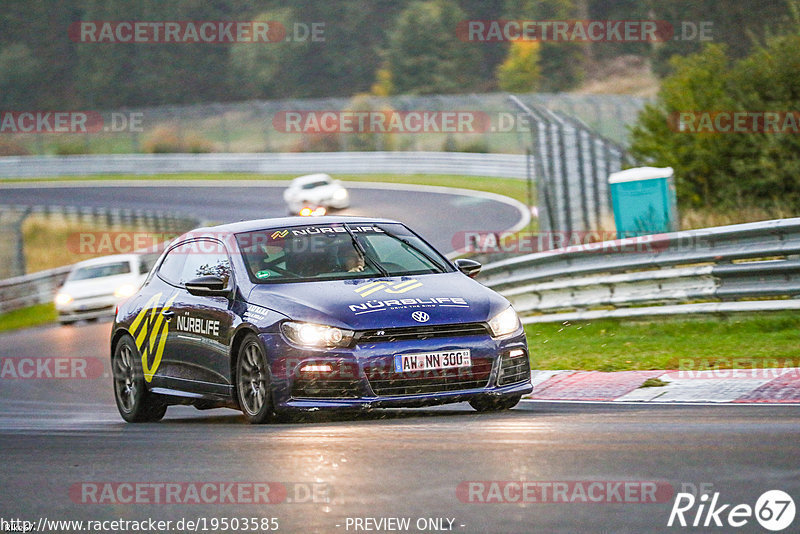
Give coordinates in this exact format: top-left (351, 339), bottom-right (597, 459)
top-left (261, 329), bottom-right (532, 412)
top-left (56, 294), bottom-right (118, 322)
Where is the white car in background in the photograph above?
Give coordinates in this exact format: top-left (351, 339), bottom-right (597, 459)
top-left (54, 254), bottom-right (155, 325)
top-left (283, 173), bottom-right (350, 215)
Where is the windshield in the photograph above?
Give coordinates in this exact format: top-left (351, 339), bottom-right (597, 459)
top-left (236, 223), bottom-right (451, 283)
top-left (300, 180), bottom-right (331, 190)
top-left (68, 261), bottom-right (132, 281)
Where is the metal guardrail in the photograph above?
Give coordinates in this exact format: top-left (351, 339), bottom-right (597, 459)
top-left (0, 265), bottom-right (71, 314)
top-left (479, 218), bottom-right (800, 323)
top-left (3, 216), bottom-right (799, 321)
top-left (0, 205), bottom-right (199, 312)
top-left (0, 152), bottom-right (529, 179)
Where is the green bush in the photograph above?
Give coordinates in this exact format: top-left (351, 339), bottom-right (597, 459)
top-left (142, 126), bottom-right (214, 153)
top-left (0, 138), bottom-right (31, 156)
top-left (441, 136), bottom-right (489, 153)
top-left (630, 32), bottom-right (800, 211)
top-left (54, 139), bottom-right (90, 155)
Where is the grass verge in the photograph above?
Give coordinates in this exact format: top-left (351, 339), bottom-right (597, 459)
top-left (0, 303), bottom-right (57, 333)
top-left (526, 312), bottom-right (800, 371)
top-left (22, 214), bottom-right (143, 273)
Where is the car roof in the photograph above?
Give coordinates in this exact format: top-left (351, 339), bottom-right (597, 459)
top-left (176, 216), bottom-right (402, 241)
top-left (71, 253), bottom-right (140, 269)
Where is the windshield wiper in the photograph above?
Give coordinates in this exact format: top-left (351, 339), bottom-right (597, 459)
top-left (342, 223), bottom-right (389, 277)
top-left (376, 225), bottom-right (447, 273)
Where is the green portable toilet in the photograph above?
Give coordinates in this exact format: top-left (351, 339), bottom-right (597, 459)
top-left (608, 166), bottom-right (678, 238)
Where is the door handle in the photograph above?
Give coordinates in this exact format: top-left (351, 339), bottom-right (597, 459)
top-left (161, 310), bottom-right (174, 319)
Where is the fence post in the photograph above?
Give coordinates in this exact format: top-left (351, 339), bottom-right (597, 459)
top-left (574, 126), bottom-right (590, 231)
top-left (14, 207), bottom-right (31, 276)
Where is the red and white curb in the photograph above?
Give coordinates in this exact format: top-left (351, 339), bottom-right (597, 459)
top-left (523, 369), bottom-right (800, 404)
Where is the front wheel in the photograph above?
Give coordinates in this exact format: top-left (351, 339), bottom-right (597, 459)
top-left (112, 335), bottom-right (167, 422)
top-left (469, 394), bottom-right (522, 412)
top-left (236, 334), bottom-right (274, 424)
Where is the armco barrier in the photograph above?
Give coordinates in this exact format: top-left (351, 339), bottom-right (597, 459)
top-left (479, 218), bottom-right (800, 323)
top-left (0, 152), bottom-right (529, 179)
top-left (0, 265), bottom-right (71, 313)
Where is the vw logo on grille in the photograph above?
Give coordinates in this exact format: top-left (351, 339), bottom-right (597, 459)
top-left (411, 311), bottom-right (430, 323)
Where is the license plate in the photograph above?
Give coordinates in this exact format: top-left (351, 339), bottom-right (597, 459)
top-left (394, 350), bottom-right (471, 372)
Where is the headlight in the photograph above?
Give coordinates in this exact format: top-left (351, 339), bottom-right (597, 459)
top-left (332, 188), bottom-right (348, 200)
top-left (488, 306), bottom-right (520, 338)
top-left (282, 321), bottom-right (354, 348)
top-left (54, 292), bottom-right (73, 306)
top-left (114, 284), bottom-right (137, 299)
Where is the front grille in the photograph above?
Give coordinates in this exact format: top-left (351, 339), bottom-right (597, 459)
top-left (291, 361), bottom-right (360, 399)
top-left (355, 323), bottom-right (489, 344)
top-left (497, 351), bottom-right (530, 386)
top-left (365, 358), bottom-right (492, 396)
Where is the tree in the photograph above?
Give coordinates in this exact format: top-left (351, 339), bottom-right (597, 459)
top-left (648, 0), bottom-right (794, 78)
top-left (630, 32), bottom-right (800, 210)
top-left (0, 44), bottom-right (41, 108)
top-left (504, 0), bottom-right (585, 91)
top-left (630, 45), bottom-right (732, 207)
top-left (496, 41), bottom-right (541, 92)
top-left (229, 8), bottom-right (311, 99)
top-left (383, 0), bottom-right (482, 94)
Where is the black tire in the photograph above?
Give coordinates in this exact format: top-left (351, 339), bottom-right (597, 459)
top-left (235, 334), bottom-right (274, 424)
top-left (59, 319), bottom-right (75, 326)
top-left (469, 394), bottom-right (522, 413)
top-left (112, 334), bottom-right (167, 423)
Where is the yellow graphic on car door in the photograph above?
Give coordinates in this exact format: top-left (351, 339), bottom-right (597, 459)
top-left (130, 292), bottom-right (178, 382)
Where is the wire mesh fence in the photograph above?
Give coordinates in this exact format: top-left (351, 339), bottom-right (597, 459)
top-left (509, 95), bottom-right (628, 242)
top-left (0, 205), bottom-right (199, 279)
top-left (2, 92), bottom-right (647, 157)
top-left (0, 92), bottom-right (646, 276)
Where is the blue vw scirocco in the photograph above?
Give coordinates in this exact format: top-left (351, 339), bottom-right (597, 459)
top-left (111, 217), bottom-right (532, 423)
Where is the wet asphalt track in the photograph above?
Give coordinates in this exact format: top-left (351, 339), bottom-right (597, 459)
top-left (1, 182), bottom-right (799, 532)
top-left (2, 321), bottom-right (799, 533)
top-left (0, 181), bottom-right (526, 253)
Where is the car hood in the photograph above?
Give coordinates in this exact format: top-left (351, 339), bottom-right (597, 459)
top-left (60, 273), bottom-right (143, 298)
top-left (245, 272), bottom-right (508, 330)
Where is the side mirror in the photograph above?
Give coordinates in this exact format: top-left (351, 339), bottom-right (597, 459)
top-left (185, 275), bottom-right (231, 297)
top-left (454, 258), bottom-right (481, 278)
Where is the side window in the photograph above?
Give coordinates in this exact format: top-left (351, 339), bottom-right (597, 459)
top-left (177, 241), bottom-right (232, 286)
top-left (158, 240), bottom-right (232, 286)
top-left (139, 253), bottom-right (158, 275)
top-left (157, 245), bottom-right (187, 285)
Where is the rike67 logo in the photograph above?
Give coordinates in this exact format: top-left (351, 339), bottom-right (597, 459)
top-left (668, 490), bottom-right (795, 531)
